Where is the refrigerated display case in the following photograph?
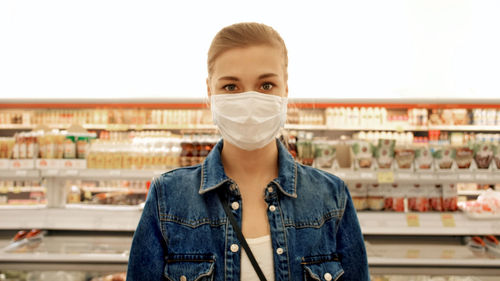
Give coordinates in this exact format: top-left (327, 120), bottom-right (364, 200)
top-left (1, 98), bottom-right (500, 279)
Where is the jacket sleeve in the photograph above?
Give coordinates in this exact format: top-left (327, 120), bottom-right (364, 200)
top-left (336, 182), bottom-right (370, 280)
top-left (127, 179), bottom-right (167, 281)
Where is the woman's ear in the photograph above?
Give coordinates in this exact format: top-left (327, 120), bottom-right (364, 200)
top-left (206, 78), bottom-right (212, 97)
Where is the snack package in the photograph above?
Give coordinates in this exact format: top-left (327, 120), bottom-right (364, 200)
top-left (384, 183), bottom-right (405, 212)
top-left (375, 139), bottom-right (395, 169)
top-left (414, 146), bottom-right (433, 170)
top-left (432, 146), bottom-right (456, 169)
top-left (394, 147), bottom-right (415, 169)
top-left (443, 183), bottom-right (458, 211)
top-left (349, 183), bottom-right (368, 211)
top-left (351, 141), bottom-right (374, 169)
top-left (408, 184), bottom-right (429, 212)
top-left (368, 184), bottom-right (384, 211)
top-left (455, 146), bottom-right (474, 169)
top-left (494, 144), bottom-right (500, 170)
top-left (313, 140), bottom-right (336, 169)
top-left (474, 142), bottom-right (494, 169)
top-left (429, 184), bottom-right (444, 212)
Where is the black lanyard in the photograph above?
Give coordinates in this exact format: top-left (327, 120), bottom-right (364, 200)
top-left (217, 189), bottom-right (268, 281)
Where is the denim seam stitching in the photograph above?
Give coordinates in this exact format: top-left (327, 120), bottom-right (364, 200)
top-left (161, 215), bottom-right (226, 228)
top-left (153, 177), bottom-right (170, 246)
top-left (277, 197), bottom-right (292, 280)
top-left (284, 209), bottom-right (343, 228)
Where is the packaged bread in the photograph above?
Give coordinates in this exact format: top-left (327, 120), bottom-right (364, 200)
top-left (313, 140), bottom-right (336, 168)
top-left (384, 183), bottom-right (405, 212)
top-left (351, 141), bottom-right (374, 169)
top-left (432, 146), bottom-right (455, 169)
top-left (415, 146), bottom-right (433, 169)
top-left (455, 146), bottom-right (474, 169)
top-left (395, 147), bottom-right (415, 169)
top-left (474, 142), bottom-right (494, 169)
top-left (375, 139), bottom-right (395, 169)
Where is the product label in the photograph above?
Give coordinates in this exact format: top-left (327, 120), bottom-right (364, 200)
top-left (406, 213), bottom-right (420, 227)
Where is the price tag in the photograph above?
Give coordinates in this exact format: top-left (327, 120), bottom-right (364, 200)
top-left (15, 170), bottom-right (28, 177)
top-left (361, 172), bottom-right (374, 179)
top-left (405, 249), bottom-right (420, 258)
top-left (377, 171), bottom-right (394, 183)
top-left (46, 169), bottom-right (58, 176)
top-left (476, 174), bottom-right (488, 181)
top-left (441, 249), bottom-right (455, 259)
top-left (65, 170), bottom-right (78, 176)
top-left (419, 174), bottom-right (435, 180)
top-left (438, 174), bottom-right (456, 181)
top-left (441, 213), bottom-right (456, 227)
top-left (406, 213), bottom-right (420, 227)
top-left (458, 174), bottom-right (474, 181)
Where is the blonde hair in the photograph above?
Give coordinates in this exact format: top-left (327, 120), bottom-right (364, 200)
top-left (207, 22), bottom-right (288, 80)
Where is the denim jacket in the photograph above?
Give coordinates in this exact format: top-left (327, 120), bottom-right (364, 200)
top-left (127, 139), bottom-right (370, 281)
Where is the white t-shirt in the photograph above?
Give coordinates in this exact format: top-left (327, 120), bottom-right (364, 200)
top-left (240, 235), bottom-right (275, 281)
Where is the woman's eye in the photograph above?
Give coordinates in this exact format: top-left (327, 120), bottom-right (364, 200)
top-left (223, 84), bottom-right (237, 91)
top-left (261, 83), bottom-right (274, 91)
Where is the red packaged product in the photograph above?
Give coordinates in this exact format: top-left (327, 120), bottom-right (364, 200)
top-left (408, 184), bottom-right (429, 212)
top-left (443, 183), bottom-right (458, 212)
top-left (429, 184), bottom-right (444, 212)
top-left (384, 184), bottom-right (405, 212)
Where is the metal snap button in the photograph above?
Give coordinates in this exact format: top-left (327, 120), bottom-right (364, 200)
top-left (230, 244), bottom-right (239, 253)
top-left (180, 275), bottom-right (187, 281)
top-left (231, 201), bottom-right (240, 210)
top-left (269, 205), bottom-right (276, 212)
top-left (324, 272), bottom-right (332, 281)
top-left (276, 247), bottom-right (284, 255)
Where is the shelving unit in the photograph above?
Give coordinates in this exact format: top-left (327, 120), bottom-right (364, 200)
top-left (1, 99), bottom-right (500, 277)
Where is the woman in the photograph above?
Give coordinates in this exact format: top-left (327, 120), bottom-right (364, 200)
top-left (127, 22), bottom-right (369, 281)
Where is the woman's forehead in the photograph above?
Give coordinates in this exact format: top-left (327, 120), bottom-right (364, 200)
top-left (212, 45), bottom-right (285, 80)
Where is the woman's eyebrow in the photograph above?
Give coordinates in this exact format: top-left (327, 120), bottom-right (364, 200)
top-left (258, 73), bottom-right (278, 79)
top-left (218, 76), bottom-right (239, 81)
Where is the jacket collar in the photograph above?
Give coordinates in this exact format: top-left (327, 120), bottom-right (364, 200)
top-left (199, 138), bottom-right (297, 198)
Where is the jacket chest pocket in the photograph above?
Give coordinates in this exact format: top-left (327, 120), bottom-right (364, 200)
top-left (164, 254), bottom-right (215, 281)
top-left (302, 253), bottom-right (344, 281)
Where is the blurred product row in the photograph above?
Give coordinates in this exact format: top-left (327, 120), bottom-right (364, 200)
top-left (2, 107), bottom-right (500, 127)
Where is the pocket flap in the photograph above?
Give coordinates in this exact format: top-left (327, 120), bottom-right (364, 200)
top-left (164, 253), bottom-right (215, 281)
top-left (302, 253), bottom-right (344, 281)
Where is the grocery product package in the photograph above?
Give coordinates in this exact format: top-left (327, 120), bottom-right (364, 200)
top-left (473, 142), bottom-right (494, 169)
top-left (351, 141), bottom-right (374, 169)
top-left (414, 145), bottom-right (433, 170)
top-left (394, 147), bottom-right (415, 170)
top-left (494, 144), bottom-right (500, 169)
top-left (429, 184), bottom-right (444, 212)
top-left (443, 183), bottom-right (458, 212)
top-left (408, 184), bottom-right (430, 212)
top-left (432, 146), bottom-right (456, 170)
top-left (455, 146), bottom-right (474, 169)
top-left (349, 182), bottom-right (368, 211)
top-left (313, 140), bottom-right (337, 169)
top-left (384, 183), bottom-right (405, 212)
top-left (375, 139), bottom-right (395, 169)
top-left (368, 184), bottom-right (385, 211)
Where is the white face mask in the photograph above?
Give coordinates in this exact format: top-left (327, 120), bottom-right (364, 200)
top-left (210, 91), bottom-right (288, 151)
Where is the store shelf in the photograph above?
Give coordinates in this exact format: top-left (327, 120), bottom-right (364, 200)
top-left (0, 235), bottom-right (130, 271)
top-left (0, 207), bottom-right (141, 231)
top-left (40, 168), bottom-right (166, 179)
top-left (329, 169), bottom-right (500, 184)
top-left (359, 212), bottom-right (500, 236)
top-left (0, 169), bottom-right (40, 179)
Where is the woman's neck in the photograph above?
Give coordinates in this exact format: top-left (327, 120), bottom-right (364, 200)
top-left (221, 140), bottom-right (279, 186)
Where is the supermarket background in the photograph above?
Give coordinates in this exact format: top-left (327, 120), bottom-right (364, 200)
top-left (1, 0), bottom-right (500, 280)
